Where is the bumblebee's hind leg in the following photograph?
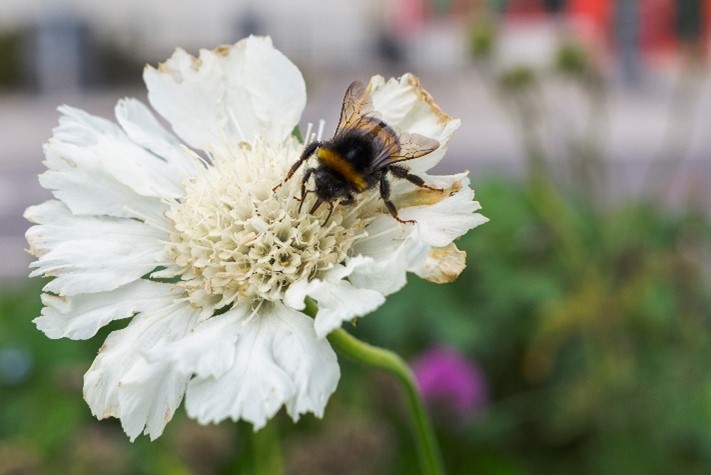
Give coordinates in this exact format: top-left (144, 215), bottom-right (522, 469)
top-left (387, 164), bottom-right (443, 192)
top-left (273, 141), bottom-right (321, 192)
top-left (379, 174), bottom-right (415, 224)
top-left (323, 201), bottom-right (335, 225)
top-left (340, 193), bottom-right (356, 207)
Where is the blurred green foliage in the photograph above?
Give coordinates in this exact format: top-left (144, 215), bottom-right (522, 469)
top-left (360, 177), bottom-right (711, 474)
top-left (554, 42), bottom-right (589, 78)
top-left (469, 21), bottom-right (496, 61)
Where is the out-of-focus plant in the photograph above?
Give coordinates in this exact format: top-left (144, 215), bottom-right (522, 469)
top-left (496, 38), bottom-right (609, 202)
top-left (0, 30), bottom-right (20, 87)
top-left (412, 346), bottom-right (488, 423)
top-left (469, 20), bottom-right (496, 62)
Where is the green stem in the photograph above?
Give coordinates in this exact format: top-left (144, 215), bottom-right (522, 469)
top-left (327, 327), bottom-right (446, 475)
top-left (250, 420), bottom-right (283, 475)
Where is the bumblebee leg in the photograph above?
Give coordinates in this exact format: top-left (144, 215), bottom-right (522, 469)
top-left (387, 164), bottom-right (443, 192)
top-left (323, 201), bottom-right (335, 225)
top-left (298, 167), bottom-right (316, 213)
top-left (340, 193), bottom-right (355, 207)
top-left (273, 141), bottom-right (321, 192)
top-left (379, 174), bottom-right (415, 224)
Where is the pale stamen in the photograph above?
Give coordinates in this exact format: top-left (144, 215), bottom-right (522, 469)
top-left (164, 138), bottom-right (369, 316)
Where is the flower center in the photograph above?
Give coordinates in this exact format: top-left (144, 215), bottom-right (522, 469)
top-left (165, 139), bottom-right (368, 314)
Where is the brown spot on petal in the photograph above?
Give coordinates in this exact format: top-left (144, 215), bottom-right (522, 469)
top-left (417, 243), bottom-right (466, 284)
top-left (397, 180), bottom-right (462, 208)
top-left (215, 44), bottom-right (231, 56)
top-left (25, 236), bottom-right (45, 256)
top-left (60, 156), bottom-right (78, 168)
top-left (156, 60), bottom-right (170, 73)
top-left (405, 74), bottom-right (455, 126)
top-left (28, 247), bottom-right (48, 258)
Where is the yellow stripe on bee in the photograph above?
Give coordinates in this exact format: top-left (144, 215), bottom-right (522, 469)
top-left (317, 148), bottom-right (368, 191)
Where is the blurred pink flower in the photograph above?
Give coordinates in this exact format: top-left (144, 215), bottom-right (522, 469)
top-left (412, 346), bottom-right (488, 419)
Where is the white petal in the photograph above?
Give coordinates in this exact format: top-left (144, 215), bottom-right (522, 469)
top-left (26, 201), bottom-right (167, 296)
top-left (272, 305), bottom-right (340, 421)
top-left (34, 279), bottom-right (174, 340)
top-left (40, 106), bottom-right (187, 222)
top-left (186, 303), bottom-right (339, 429)
top-left (144, 36), bottom-right (305, 151)
top-left (28, 240), bottom-right (163, 296)
top-left (350, 217), bottom-right (430, 296)
top-left (411, 243), bottom-right (467, 284)
top-left (368, 73), bottom-right (460, 173)
top-left (115, 98), bottom-right (204, 181)
top-left (145, 306), bottom-right (247, 380)
top-left (397, 115), bottom-right (460, 175)
top-left (310, 280), bottom-right (385, 338)
top-left (321, 254), bottom-right (374, 282)
top-left (283, 256), bottom-right (385, 338)
top-left (283, 278), bottom-right (313, 311)
top-left (282, 255), bottom-right (372, 311)
top-left (58, 106), bottom-right (185, 198)
top-left (83, 302), bottom-right (198, 441)
top-left (368, 74), bottom-right (418, 125)
top-left (412, 170), bottom-right (471, 194)
top-left (369, 73), bottom-right (456, 144)
top-left (398, 179), bottom-right (488, 248)
top-left (117, 356), bottom-right (188, 441)
top-left (25, 199), bottom-right (164, 253)
top-left (352, 215), bottom-right (409, 261)
top-left (40, 140), bottom-right (164, 222)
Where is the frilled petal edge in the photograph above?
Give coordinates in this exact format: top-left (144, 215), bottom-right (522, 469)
top-left (144, 36), bottom-right (306, 153)
top-left (185, 302), bottom-right (339, 429)
top-left (83, 301), bottom-right (199, 441)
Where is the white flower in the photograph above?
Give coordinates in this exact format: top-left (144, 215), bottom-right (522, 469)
top-left (25, 36), bottom-right (487, 441)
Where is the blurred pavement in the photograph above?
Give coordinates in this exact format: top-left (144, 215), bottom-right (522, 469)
top-left (1, 69), bottom-right (710, 279)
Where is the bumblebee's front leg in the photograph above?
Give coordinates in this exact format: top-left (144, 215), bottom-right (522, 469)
top-left (379, 174), bottom-right (415, 224)
top-left (298, 167), bottom-right (316, 213)
top-left (273, 141), bottom-right (322, 192)
top-left (387, 164), bottom-right (443, 192)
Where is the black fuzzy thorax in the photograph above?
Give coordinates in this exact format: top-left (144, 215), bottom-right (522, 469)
top-left (325, 131), bottom-right (384, 190)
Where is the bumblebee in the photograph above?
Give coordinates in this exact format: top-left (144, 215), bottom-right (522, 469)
top-left (276, 80), bottom-right (442, 223)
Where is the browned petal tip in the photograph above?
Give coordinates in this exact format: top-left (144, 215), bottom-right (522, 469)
top-left (405, 74), bottom-right (455, 126)
top-left (214, 44), bottom-right (231, 56)
top-left (419, 243), bottom-right (467, 284)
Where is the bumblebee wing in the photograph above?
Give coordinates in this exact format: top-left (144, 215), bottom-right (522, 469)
top-left (370, 131), bottom-right (440, 170)
top-left (334, 81), bottom-right (374, 138)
